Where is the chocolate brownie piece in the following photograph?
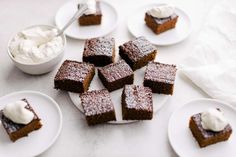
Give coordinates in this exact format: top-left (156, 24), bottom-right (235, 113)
top-left (145, 13), bottom-right (178, 34)
top-left (78, 1), bottom-right (102, 26)
top-left (122, 85), bottom-right (153, 120)
top-left (144, 62), bottom-right (177, 95)
top-left (0, 99), bottom-right (42, 142)
top-left (83, 37), bottom-right (115, 66)
top-left (119, 36), bottom-right (157, 70)
top-left (189, 112), bottom-right (232, 148)
top-left (98, 60), bottom-right (134, 92)
top-left (54, 60), bottom-right (95, 93)
top-left (80, 89), bottom-right (116, 125)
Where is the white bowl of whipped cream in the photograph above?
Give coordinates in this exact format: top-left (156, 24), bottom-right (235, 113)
top-left (7, 25), bottom-right (66, 75)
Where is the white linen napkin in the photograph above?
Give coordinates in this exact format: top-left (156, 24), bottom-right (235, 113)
top-left (180, 0), bottom-right (236, 105)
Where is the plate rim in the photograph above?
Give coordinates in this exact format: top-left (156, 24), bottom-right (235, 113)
top-left (0, 90), bottom-right (63, 157)
top-left (167, 98), bottom-right (236, 157)
top-left (55, 0), bottom-right (119, 40)
top-left (127, 3), bottom-right (192, 46)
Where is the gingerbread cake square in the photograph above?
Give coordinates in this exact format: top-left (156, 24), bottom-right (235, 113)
top-left (83, 37), bottom-right (115, 66)
top-left (98, 60), bottom-right (134, 92)
top-left (144, 61), bottom-right (177, 95)
top-left (119, 36), bottom-right (157, 70)
top-left (80, 89), bottom-right (116, 125)
top-left (122, 85), bottom-right (153, 120)
top-left (54, 60), bottom-right (95, 93)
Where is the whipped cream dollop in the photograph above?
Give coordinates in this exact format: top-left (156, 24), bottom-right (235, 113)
top-left (147, 5), bottom-right (174, 18)
top-left (3, 100), bottom-right (34, 125)
top-left (9, 26), bottom-right (63, 64)
top-left (80, 0), bottom-right (96, 15)
top-left (201, 108), bottom-right (228, 132)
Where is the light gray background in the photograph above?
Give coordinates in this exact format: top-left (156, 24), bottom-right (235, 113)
top-left (0, 0), bottom-right (219, 156)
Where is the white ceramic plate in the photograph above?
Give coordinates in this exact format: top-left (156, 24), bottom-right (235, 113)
top-left (69, 66), bottom-right (170, 124)
top-left (127, 3), bottom-right (192, 46)
top-left (0, 91), bottom-right (62, 157)
top-left (168, 98), bottom-right (236, 157)
top-left (55, 0), bottom-right (118, 39)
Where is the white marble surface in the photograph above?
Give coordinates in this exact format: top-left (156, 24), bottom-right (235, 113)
top-left (0, 0), bottom-right (220, 156)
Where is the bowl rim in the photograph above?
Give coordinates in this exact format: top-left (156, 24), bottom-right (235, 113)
top-left (7, 24), bottom-right (67, 66)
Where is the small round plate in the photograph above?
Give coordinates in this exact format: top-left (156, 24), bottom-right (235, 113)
top-left (0, 91), bottom-right (62, 157)
top-left (168, 98), bottom-right (236, 157)
top-left (127, 3), bottom-right (192, 46)
top-left (69, 66), bottom-right (170, 124)
top-left (55, 0), bottom-right (119, 39)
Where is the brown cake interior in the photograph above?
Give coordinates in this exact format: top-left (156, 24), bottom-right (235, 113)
top-left (85, 111), bottom-right (116, 125)
top-left (144, 80), bottom-right (174, 94)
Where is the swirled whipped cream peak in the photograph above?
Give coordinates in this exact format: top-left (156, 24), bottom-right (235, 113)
top-left (9, 26), bottom-right (63, 64)
top-left (80, 0), bottom-right (96, 15)
top-left (3, 100), bottom-right (34, 124)
top-left (147, 4), bottom-right (175, 18)
top-left (201, 108), bottom-right (228, 132)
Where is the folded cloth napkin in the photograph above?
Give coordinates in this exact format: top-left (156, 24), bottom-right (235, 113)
top-left (180, 0), bottom-right (236, 105)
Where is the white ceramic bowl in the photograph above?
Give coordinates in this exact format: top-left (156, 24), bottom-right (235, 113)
top-left (7, 25), bottom-right (66, 75)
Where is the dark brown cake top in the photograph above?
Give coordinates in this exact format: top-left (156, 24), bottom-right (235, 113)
top-left (123, 85), bottom-right (153, 111)
top-left (55, 60), bottom-right (95, 82)
top-left (98, 60), bottom-right (133, 82)
top-left (191, 113), bottom-right (232, 138)
top-left (120, 36), bottom-right (156, 62)
top-left (145, 62), bottom-right (177, 84)
top-left (83, 37), bottom-right (115, 57)
top-left (80, 89), bottom-right (114, 116)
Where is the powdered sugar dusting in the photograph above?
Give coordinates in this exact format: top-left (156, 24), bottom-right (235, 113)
top-left (145, 61), bottom-right (177, 84)
top-left (121, 36), bottom-right (156, 62)
top-left (98, 60), bottom-right (133, 82)
top-left (83, 37), bottom-right (115, 57)
top-left (124, 85), bottom-right (153, 111)
top-left (55, 60), bottom-right (95, 82)
top-left (80, 89), bottom-right (115, 116)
